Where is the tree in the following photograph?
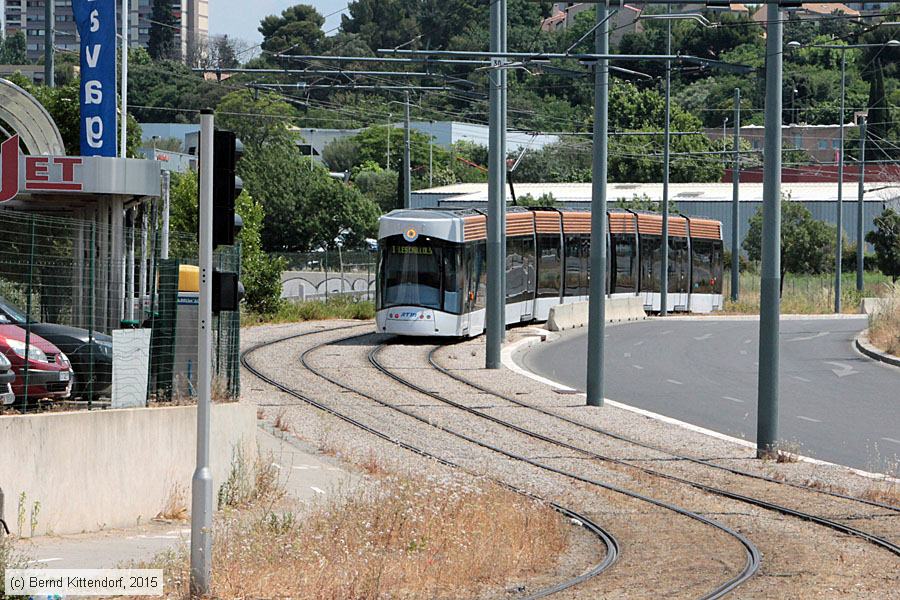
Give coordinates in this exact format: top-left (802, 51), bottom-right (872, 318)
top-left (239, 140), bottom-right (380, 251)
top-left (322, 137), bottom-right (360, 172)
top-left (212, 35), bottom-right (239, 69)
top-left (613, 193), bottom-right (678, 214)
top-left (168, 169), bottom-right (285, 313)
top-left (516, 192), bottom-right (558, 207)
top-left (743, 197), bottom-right (835, 289)
top-left (354, 165), bottom-right (399, 213)
top-left (259, 4), bottom-right (326, 56)
top-left (215, 90), bottom-right (297, 149)
top-left (148, 0), bottom-right (177, 60)
top-left (349, 125), bottom-right (437, 172)
top-left (0, 31), bottom-right (28, 64)
top-left (866, 209), bottom-right (900, 283)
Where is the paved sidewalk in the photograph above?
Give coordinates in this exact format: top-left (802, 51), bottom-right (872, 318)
top-left (15, 426), bottom-right (356, 568)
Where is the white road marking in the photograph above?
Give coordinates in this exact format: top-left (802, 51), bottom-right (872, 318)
top-left (797, 416), bottom-right (821, 423)
top-left (661, 330), bottom-right (673, 335)
top-left (693, 333), bottom-right (713, 340)
top-left (634, 340), bottom-right (645, 346)
top-left (624, 352), bottom-right (632, 358)
top-left (743, 338), bottom-right (752, 344)
top-left (151, 535), bottom-right (178, 539)
top-left (793, 375), bottom-right (811, 382)
top-left (292, 464), bottom-right (321, 470)
top-left (787, 331), bottom-right (829, 342)
top-left (722, 396), bottom-right (744, 403)
top-left (271, 463), bottom-right (282, 470)
top-left (881, 437), bottom-right (900, 445)
top-left (825, 361), bottom-right (859, 378)
top-left (633, 364), bottom-right (644, 370)
top-left (310, 486), bottom-right (326, 495)
top-left (739, 350), bottom-right (748, 355)
top-left (666, 379), bottom-right (683, 385)
top-left (35, 558), bottom-right (62, 564)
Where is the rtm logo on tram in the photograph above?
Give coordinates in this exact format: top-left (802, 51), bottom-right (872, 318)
top-left (0, 135), bottom-right (84, 203)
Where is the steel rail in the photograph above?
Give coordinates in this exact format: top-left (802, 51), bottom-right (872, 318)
top-left (300, 333), bottom-right (759, 599)
top-left (428, 344), bottom-right (900, 514)
top-left (374, 344), bottom-right (900, 558)
top-left (239, 325), bottom-right (618, 600)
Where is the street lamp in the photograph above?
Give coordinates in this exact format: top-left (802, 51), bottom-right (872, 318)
top-left (787, 39), bottom-right (900, 306)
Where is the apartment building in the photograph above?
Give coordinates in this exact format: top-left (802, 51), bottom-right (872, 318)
top-left (1, 0), bottom-right (207, 64)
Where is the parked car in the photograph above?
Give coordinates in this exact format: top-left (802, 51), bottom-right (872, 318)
top-left (0, 296), bottom-right (112, 399)
top-left (0, 351), bottom-right (14, 405)
top-left (0, 324), bottom-right (73, 402)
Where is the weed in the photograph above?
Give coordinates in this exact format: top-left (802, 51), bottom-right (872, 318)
top-left (217, 447), bottom-right (284, 510)
top-left (0, 534), bottom-right (30, 599)
top-left (273, 409), bottom-right (290, 433)
top-left (242, 297), bottom-right (375, 327)
top-left (868, 286), bottom-right (899, 357)
top-left (16, 492), bottom-right (24, 538)
top-left (360, 449), bottom-right (385, 475)
top-left (29, 502), bottom-right (39, 538)
top-left (156, 484), bottom-right (188, 522)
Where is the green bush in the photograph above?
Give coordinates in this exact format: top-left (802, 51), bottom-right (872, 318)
top-left (242, 297), bottom-right (375, 326)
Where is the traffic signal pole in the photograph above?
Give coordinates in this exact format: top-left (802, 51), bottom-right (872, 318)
top-left (756, 3), bottom-right (782, 458)
top-left (190, 109), bottom-right (214, 595)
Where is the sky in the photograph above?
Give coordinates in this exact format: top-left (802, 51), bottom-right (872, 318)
top-left (209, 1), bottom-right (348, 47)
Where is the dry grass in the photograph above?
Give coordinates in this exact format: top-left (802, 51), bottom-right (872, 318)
top-left (359, 449), bottom-right (386, 475)
top-left (272, 409), bottom-right (291, 433)
top-left (860, 481), bottom-right (900, 507)
top-left (148, 474), bottom-right (568, 600)
top-left (216, 447), bottom-right (285, 511)
top-left (868, 289), bottom-right (900, 357)
top-left (155, 484), bottom-right (188, 522)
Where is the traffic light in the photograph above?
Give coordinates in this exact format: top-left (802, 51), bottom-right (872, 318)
top-left (212, 269), bottom-right (244, 314)
top-left (212, 130), bottom-right (242, 249)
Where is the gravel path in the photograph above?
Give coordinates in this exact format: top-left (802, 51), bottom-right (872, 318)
top-left (241, 320), bottom-right (899, 598)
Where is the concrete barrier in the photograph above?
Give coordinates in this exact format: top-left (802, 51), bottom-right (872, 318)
top-left (0, 403), bottom-right (256, 537)
top-left (547, 297), bottom-right (646, 331)
top-left (859, 297), bottom-right (896, 316)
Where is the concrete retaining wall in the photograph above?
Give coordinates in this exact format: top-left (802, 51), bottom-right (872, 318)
top-left (0, 403), bottom-right (256, 537)
top-left (547, 297), bottom-right (646, 331)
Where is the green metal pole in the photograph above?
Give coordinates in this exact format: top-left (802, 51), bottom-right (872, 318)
top-left (23, 216), bottom-right (36, 411)
top-left (660, 4), bottom-right (671, 316)
top-left (731, 88), bottom-right (741, 302)
top-left (757, 2), bottom-right (783, 458)
top-left (403, 90), bottom-right (411, 209)
top-left (500, 0), bottom-right (508, 342)
top-left (835, 50), bottom-right (845, 313)
top-left (856, 117), bottom-right (866, 292)
top-left (586, 2), bottom-right (609, 407)
top-left (88, 223), bottom-right (95, 408)
top-left (485, 0), bottom-right (503, 368)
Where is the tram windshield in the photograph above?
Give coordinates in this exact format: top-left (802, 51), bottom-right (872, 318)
top-left (379, 236), bottom-right (463, 313)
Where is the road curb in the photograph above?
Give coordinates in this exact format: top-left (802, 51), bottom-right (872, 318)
top-left (855, 329), bottom-right (900, 368)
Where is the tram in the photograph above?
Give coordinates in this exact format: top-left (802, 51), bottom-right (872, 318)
top-left (375, 207), bottom-right (724, 337)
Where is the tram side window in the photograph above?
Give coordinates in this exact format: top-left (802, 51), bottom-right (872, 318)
top-left (611, 234), bottom-right (637, 293)
top-left (467, 242), bottom-right (488, 311)
top-left (537, 234), bottom-right (561, 298)
top-left (669, 237), bottom-right (690, 294)
top-left (639, 235), bottom-right (662, 293)
top-left (442, 247), bottom-right (464, 314)
top-left (564, 234), bottom-right (585, 296)
top-left (692, 239), bottom-right (724, 294)
top-left (506, 236), bottom-right (534, 302)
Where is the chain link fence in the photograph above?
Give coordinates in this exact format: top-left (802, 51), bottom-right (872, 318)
top-left (277, 250), bottom-right (377, 302)
top-left (0, 209), bottom-right (240, 413)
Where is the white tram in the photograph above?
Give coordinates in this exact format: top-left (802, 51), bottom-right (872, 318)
top-left (375, 207), bottom-right (724, 337)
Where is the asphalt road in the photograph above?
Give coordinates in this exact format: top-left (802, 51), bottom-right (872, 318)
top-left (521, 317), bottom-right (900, 474)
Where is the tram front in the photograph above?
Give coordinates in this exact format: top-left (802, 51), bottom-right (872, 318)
top-left (375, 210), bottom-right (468, 337)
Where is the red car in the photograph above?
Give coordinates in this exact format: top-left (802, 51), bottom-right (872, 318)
top-left (0, 325), bottom-right (73, 402)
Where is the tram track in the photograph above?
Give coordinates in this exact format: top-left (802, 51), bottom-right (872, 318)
top-left (240, 324), bottom-right (620, 600)
top-left (367, 339), bottom-right (900, 560)
top-left (293, 331), bottom-right (761, 598)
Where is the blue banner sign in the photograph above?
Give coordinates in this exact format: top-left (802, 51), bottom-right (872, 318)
top-left (74, 0), bottom-right (117, 157)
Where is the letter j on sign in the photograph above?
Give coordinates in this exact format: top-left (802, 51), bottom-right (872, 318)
top-left (74, 0), bottom-right (117, 157)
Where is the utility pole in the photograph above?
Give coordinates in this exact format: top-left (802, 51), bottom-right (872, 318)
top-left (586, 1), bottom-right (609, 407)
top-left (835, 50), bottom-right (846, 313)
top-left (428, 120), bottom-right (434, 188)
top-left (660, 6), bottom-right (671, 316)
top-left (500, 0), bottom-right (508, 341)
top-left (387, 113), bottom-right (392, 169)
top-left (486, 0), bottom-right (504, 368)
top-left (161, 170), bottom-right (170, 260)
top-left (120, 0), bottom-right (128, 157)
top-left (44, 0), bottom-right (54, 87)
top-left (757, 3), bottom-right (782, 458)
top-left (856, 116), bottom-right (867, 291)
top-left (403, 91), bottom-right (412, 209)
top-left (731, 88), bottom-right (741, 302)
top-left (190, 109), bottom-right (214, 595)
